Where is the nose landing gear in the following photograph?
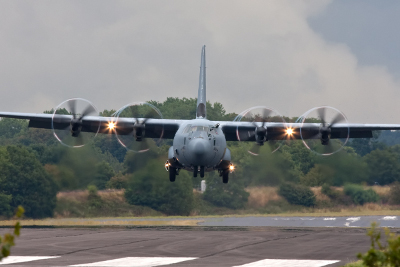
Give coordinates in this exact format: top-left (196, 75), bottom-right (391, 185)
top-left (193, 166), bottom-right (205, 178)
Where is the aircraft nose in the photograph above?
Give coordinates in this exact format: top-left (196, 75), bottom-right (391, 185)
top-left (192, 138), bottom-right (207, 156)
top-left (187, 138), bottom-right (212, 165)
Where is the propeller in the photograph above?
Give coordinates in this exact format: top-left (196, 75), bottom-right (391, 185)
top-left (299, 106), bottom-right (349, 155)
top-left (52, 98), bottom-right (100, 147)
top-left (114, 102), bottom-right (164, 152)
top-left (235, 106), bottom-right (286, 155)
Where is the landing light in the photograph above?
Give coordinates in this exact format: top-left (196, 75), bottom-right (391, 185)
top-left (229, 164), bottom-right (235, 172)
top-left (165, 161), bottom-right (171, 171)
top-left (108, 122), bottom-right (116, 130)
top-left (286, 128), bottom-right (293, 135)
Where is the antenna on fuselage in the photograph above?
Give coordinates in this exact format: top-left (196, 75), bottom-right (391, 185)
top-left (196, 45), bottom-right (206, 119)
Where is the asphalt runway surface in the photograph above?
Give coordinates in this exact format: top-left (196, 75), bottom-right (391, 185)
top-left (0, 227), bottom-right (373, 267)
top-left (55, 215), bottom-right (400, 228)
top-left (198, 215), bottom-right (400, 228)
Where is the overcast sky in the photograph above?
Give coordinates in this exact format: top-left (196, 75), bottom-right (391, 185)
top-left (0, 0), bottom-right (399, 123)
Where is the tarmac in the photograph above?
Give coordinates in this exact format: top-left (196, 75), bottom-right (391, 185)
top-left (0, 226), bottom-right (374, 267)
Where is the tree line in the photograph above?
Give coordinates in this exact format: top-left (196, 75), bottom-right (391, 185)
top-left (0, 97), bottom-right (400, 217)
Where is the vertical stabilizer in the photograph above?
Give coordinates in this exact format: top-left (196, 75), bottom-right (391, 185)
top-left (196, 45), bottom-right (206, 118)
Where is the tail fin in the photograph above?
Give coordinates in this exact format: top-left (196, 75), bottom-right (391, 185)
top-left (196, 45), bottom-right (206, 119)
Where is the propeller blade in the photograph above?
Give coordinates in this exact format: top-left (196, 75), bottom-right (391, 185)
top-left (140, 139), bottom-right (150, 152)
top-left (262, 108), bottom-right (272, 121)
top-left (323, 142), bottom-right (333, 155)
top-left (329, 113), bottom-right (345, 127)
top-left (79, 104), bottom-right (96, 119)
top-left (74, 134), bottom-right (84, 147)
top-left (267, 140), bottom-right (281, 153)
top-left (248, 143), bottom-right (261, 156)
top-left (317, 107), bottom-right (326, 127)
top-left (68, 99), bottom-right (77, 119)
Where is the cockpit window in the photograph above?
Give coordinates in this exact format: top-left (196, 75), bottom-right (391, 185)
top-left (191, 126), bottom-right (209, 132)
top-left (183, 125), bottom-right (210, 133)
top-left (182, 125), bottom-right (192, 133)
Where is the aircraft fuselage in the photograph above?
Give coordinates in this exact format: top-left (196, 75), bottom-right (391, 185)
top-left (168, 118), bottom-right (231, 173)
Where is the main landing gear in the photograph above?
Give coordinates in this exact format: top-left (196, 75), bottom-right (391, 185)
top-left (169, 167), bottom-right (176, 182)
top-left (222, 169), bottom-right (229, 184)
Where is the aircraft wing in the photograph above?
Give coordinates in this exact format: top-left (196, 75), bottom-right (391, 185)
top-left (0, 112), bottom-right (186, 139)
top-left (220, 121), bottom-right (400, 141)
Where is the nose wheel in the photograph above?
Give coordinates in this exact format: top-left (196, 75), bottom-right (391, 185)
top-left (193, 166), bottom-right (205, 178)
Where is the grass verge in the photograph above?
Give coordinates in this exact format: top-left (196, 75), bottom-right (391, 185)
top-left (0, 218), bottom-right (203, 227)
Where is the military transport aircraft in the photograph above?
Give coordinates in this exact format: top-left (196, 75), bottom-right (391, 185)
top-left (1, 45), bottom-right (400, 183)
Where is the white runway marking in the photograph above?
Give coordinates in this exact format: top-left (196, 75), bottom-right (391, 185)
top-left (323, 218), bottom-right (336, 221)
top-left (233, 259), bottom-right (340, 267)
top-left (381, 216), bottom-right (397, 220)
top-left (0, 256), bottom-right (60, 265)
top-left (346, 217), bottom-right (360, 222)
top-left (71, 257), bottom-right (197, 266)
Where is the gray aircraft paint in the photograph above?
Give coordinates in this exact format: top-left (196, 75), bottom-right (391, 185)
top-left (170, 46), bottom-right (230, 173)
top-left (170, 118), bottom-right (230, 172)
top-left (196, 45), bottom-right (206, 119)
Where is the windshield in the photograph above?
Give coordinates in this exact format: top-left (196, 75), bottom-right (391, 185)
top-left (191, 126), bottom-right (209, 132)
top-left (182, 125), bottom-right (209, 133)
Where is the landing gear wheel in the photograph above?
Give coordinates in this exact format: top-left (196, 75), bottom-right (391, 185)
top-left (200, 166), bottom-right (205, 178)
top-left (222, 169), bottom-right (229, 184)
top-left (169, 167), bottom-right (176, 182)
top-left (193, 166), bottom-right (198, 178)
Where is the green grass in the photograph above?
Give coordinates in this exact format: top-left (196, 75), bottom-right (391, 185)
top-left (342, 261), bottom-right (364, 267)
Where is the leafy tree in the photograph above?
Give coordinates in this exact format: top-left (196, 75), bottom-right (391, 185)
top-left (348, 131), bottom-right (386, 157)
top-left (379, 130), bottom-right (400, 146)
top-left (357, 222), bottom-right (400, 266)
top-left (300, 164), bottom-right (335, 186)
top-left (244, 146), bottom-right (302, 186)
top-left (148, 97), bottom-right (236, 121)
top-left (315, 150), bottom-right (368, 186)
top-left (0, 146), bottom-right (57, 218)
top-left (281, 141), bottom-right (315, 175)
top-left (106, 173), bottom-right (128, 189)
top-left (0, 206), bottom-right (24, 262)
top-left (278, 182), bottom-right (316, 207)
top-left (203, 172), bottom-right (249, 209)
top-left (123, 142), bottom-right (160, 174)
top-left (92, 136), bottom-right (127, 163)
top-left (93, 161), bottom-right (115, 189)
top-left (44, 164), bottom-right (78, 190)
top-left (344, 184), bottom-right (379, 205)
top-left (363, 148), bottom-right (400, 185)
top-left (125, 159), bottom-right (194, 215)
top-left (0, 118), bottom-right (28, 139)
top-left (87, 185), bottom-right (103, 209)
top-left (0, 194), bottom-right (12, 218)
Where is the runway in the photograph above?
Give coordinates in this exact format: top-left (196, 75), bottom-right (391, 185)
top-left (0, 227), bottom-right (371, 266)
top-left (19, 215), bottom-right (400, 228)
top-left (199, 215), bottom-right (400, 228)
